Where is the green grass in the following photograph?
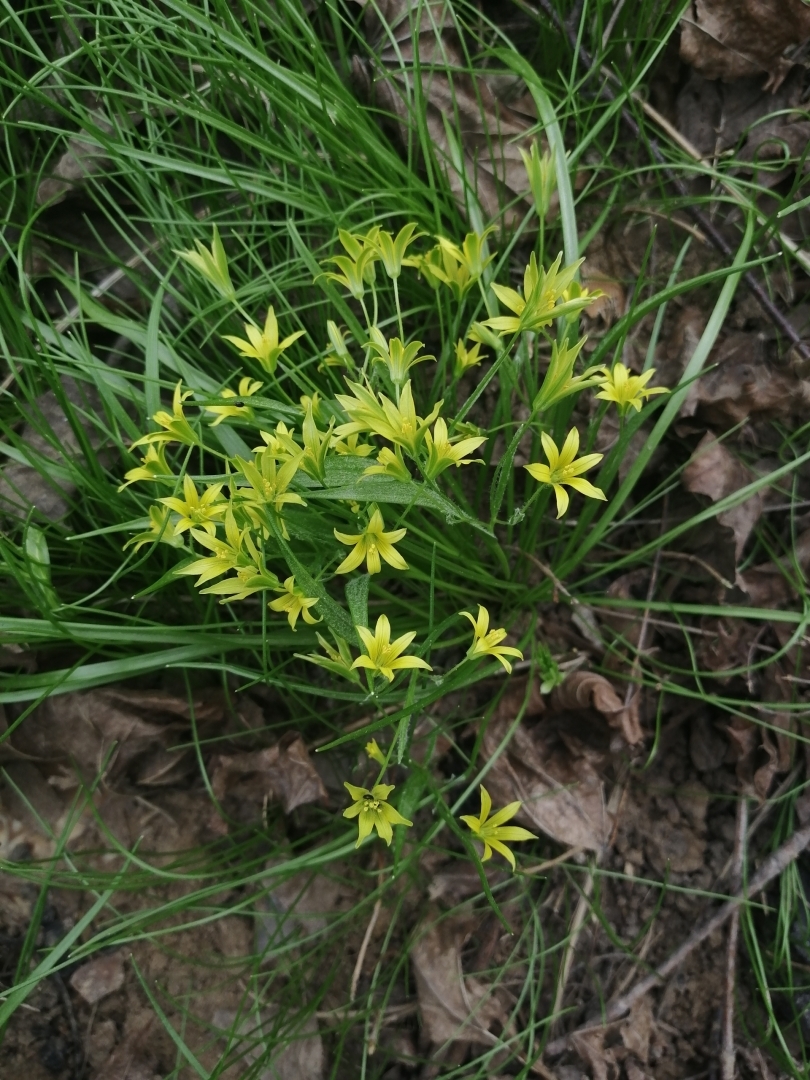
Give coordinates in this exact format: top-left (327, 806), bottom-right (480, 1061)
top-left (2, 0), bottom-right (810, 1075)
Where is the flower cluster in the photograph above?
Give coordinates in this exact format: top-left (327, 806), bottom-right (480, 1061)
top-left (122, 192), bottom-right (668, 871)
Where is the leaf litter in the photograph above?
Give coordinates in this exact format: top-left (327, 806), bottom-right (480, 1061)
top-left (5, 2), bottom-right (810, 1078)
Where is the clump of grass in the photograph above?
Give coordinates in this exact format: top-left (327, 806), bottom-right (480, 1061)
top-left (2, 0), bottom-right (810, 1074)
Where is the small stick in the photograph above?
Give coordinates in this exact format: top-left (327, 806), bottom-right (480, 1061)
top-left (721, 798), bottom-right (748, 1080)
top-left (544, 817), bottom-right (810, 1057)
top-left (350, 895), bottom-right (382, 1001)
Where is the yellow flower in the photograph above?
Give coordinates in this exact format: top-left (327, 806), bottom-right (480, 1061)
top-left (520, 141), bottom-right (556, 219)
top-left (366, 738), bottom-right (387, 766)
top-left (335, 379), bottom-right (441, 458)
top-left (334, 504), bottom-right (408, 575)
top-left (174, 225), bottom-right (235, 299)
top-left (343, 782), bottom-right (413, 847)
top-left (524, 428), bottom-right (605, 519)
top-left (460, 785), bottom-right (537, 870)
top-left (268, 575), bottom-right (320, 630)
top-left (486, 252), bottom-right (588, 335)
top-left (460, 605), bottom-right (523, 674)
top-left (362, 446), bottom-right (410, 482)
top-left (159, 474), bottom-right (226, 537)
top-left (367, 331), bottom-right (433, 387)
top-left (370, 222), bottom-right (424, 280)
top-left (131, 382), bottom-right (201, 450)
top-left (322, 320), bottom-right (354, 368)
top-left (352, 614), bottom-right (432, 682)
top-left (176, 510), bottom-right (279, 602)
top-left (454, 338), bottom-right (486, 377)
top-left (118, 443), bottom-right (173, 490)
top-left (205, 377), bottom-right (263, 426)
top-left (532, 336), bottom-right (604, 414)
top-left (318, 228), bottom-right (379, 300)
top-left (234, 452), bottom-right (306, 539)
top-left (124, 504), bottom-right (184, 553)
top-left (422, 418), bottom-right (486, 481)
top-left (296, 631), bottom-right (360, 683)
top-left (331, 431), bottom-right (375, 457)
top-left (408, 230), bottom-right (495, 300)
top-left (222, 306), bottom-right (305, 374)
top-left (298, 399), bottom-right (333, 485)
top-left (595, 363), bottom-right (669, 416)
top-left (254, 422), bottom-right (300, 462)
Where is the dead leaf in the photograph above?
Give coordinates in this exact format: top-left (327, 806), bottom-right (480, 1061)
top-left (256, 863), bottom-right (357, 957)
top-left (410, 912), bottom-right (507, 1046)
top-left (739, 528), bottom-right (810, 607)
top-left (620, 995), bottom-right (654, 1063)
top-left (70, 951), bottom-right (125, 1004)
top-left (682, 432), bottom-right (763, 561)
top-left (353, 0), bottom-right (536, 229)
top-left (549, 670), bottom-right (643, 745)
top-left (0, 378), bottom-right (105, 522)
top-left (482, 715), bottom-right (611, 853)
top-left (680, 333), bottom-right (810, 428)
top-left (91, 1013), bottom-right (160, 1080)
top-left (680, 0), bottom-right (810, 90)
top-left (37, 109), bottom-right (143, 205)
top-left (581, 269), bottom-right (625, 328)
top-left (570, 1028), bottom-right (616, 1080)
top-left (210, 733), bottom-right (327, 817)
top-left (9, 688), bottom-right (186, 787)
top-left (212, 1007), bottom-right (324, 1080)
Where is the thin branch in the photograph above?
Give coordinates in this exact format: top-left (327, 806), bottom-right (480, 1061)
top-left (545, 817), bottom-right (810, 1057)
top-left (721, 798), bottom-right (748, 1080)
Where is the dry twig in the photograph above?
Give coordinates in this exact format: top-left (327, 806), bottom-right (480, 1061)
top-left (545, 817), bottom-right (810, 1058)
top-left (721, 798), bottom-right (748, 1080)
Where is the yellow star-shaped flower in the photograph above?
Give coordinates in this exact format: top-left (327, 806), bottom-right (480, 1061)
top-left (334, 504), bottom-right (408, 575)
top-left (343, 782), bottom-right (413, 847)
top-left (595, 362), bottom-right (668, 416)
top-left (352, 614), bottom-right (432, 683)
top-left (524, 428), bottom-right (605, 518)
top-left (460, 785), bottom-right (537, 870)
top-left (460, 605), bottom-right (523, 674)
top-left (268, 576), bottom-right (320, 631)
top-left (222, 306), bottom-right (305, 374)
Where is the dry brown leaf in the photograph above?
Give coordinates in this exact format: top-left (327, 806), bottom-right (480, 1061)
top-left (680, 0), bottom-right (810, 90)
top-left (680, 333), bottom-right (810, 428)
top-left (549, 670), bottom-right (643, 745)
top-left (37, 110), bottom-right (143, 205)
top-left (91, 1013), bottom-right (160, 1080)
top-left (353, 0), bottom-right (535, 228)
top-left (69, 951), bottom-right (125, 1005)
top-left (620, 996), bottom-right (654, 1063)
top-left (9, 688), bottom-right (187, 786)
top-left (482, 715), bottom-right (611, 853)
top-left (410, 912), bottom-right (508, 1046)
top-left (210, 733), bottom-right (327, 816)
top-left (739, 528), bottom-right (810, 607)
top-left (212, 1008), bottom-right (324, 1080)
top-left (0, 379), bottom-right (105, 522)
top-left (570, 1028), bottom-right (616, 1080)
top-left (682, 432), bottom-right (763, 561)
top-left (256, 863), bottom-right (356, 956)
